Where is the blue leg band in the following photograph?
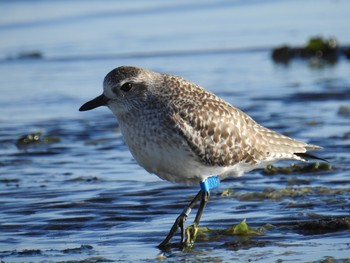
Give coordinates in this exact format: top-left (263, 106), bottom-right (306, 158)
top-left (200, 176), bottom-right (220, 192)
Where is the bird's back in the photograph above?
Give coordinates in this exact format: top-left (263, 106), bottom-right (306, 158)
top-left (159, 74), bottom-right (321, 174)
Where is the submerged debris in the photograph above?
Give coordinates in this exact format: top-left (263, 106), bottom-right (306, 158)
top-left (175, 216), bottom-right (350, 251)
top-left (16, 130), bottom-right (60, 148)
top-left (0, 178), bottom-right (20, 184)
top-left (7, 50), bottom-right (43, 60)
top-left (312, 256), bottom-right (350, 263)
top-left (62, 245), bottom-right (93, 254)
top-left (183, 219), bottom-right (264, 248)
top-left (272, 36), bottom-right (350, 64)
top-left (15, 249), bottom-right (42, 255)
top-left (338, 105), bottom-right (350, 116)
top-left (58, 256), bottom-right (113, 263)
top-left (156, 253), bottom-right (167, 261)
top-left (222, 239), bottom-right (271, 251)
top-left (263, 162), bottom-right (332, 175)
top-left (220, 186), bottom-right (350, 201)
top-left (296, 216), bottom-right (350, 235)
top-left (221, 189), bottom-right (235, 197)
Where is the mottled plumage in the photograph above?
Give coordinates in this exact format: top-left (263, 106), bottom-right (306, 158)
top-left (79, 66), bottom-right (322, 246)
top-left (83, 66), bottom-right (320, 185)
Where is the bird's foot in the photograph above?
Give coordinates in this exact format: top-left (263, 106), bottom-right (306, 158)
top-left (184, 223), bottom-right (199, 247)
top-left (158, 191), bottom-right (204, 249)
top-left (158, 213), bottom-right (188, 249)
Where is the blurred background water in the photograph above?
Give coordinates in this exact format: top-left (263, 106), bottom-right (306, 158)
top-left (1, 0), bottom-right (350, 262)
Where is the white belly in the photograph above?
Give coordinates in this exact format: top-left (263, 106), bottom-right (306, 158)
top-left (115, 111), bottom-right (261, 186)
top-left (123, 127), bottom-right (203, 184)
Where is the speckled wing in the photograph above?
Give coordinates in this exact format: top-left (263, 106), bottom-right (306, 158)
top-left (169, 81), bottom-right (321, 167)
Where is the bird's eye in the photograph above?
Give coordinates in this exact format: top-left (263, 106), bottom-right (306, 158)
top-left (120, 82), bottom-right (133, 92)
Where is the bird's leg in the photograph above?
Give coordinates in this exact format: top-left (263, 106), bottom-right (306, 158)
top-left (158, 190), bottom-right (202, 248)
top-left (185, 191), bottom-right (210, 245)
top-left (194, 191), bottom-right (210, 226)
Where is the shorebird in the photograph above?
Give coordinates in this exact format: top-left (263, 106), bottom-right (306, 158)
top-left (79, 66), bottom-right (322, 247)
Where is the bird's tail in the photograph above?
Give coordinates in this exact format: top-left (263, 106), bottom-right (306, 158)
top-left (295, 152), bottom-right (328, 162)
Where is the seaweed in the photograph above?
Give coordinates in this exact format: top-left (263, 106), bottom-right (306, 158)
top-left (296, 216), bottom-right (350, 235)
top-left (16, 130), bottom-right (60, 148)
top-left (263, 162), bottom-right (332, 175)
top-left (272, 36), bottom-right (350, 64)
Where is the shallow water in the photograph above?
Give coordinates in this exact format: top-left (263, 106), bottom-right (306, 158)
top-left (1, 0), bottom-right (350, 262)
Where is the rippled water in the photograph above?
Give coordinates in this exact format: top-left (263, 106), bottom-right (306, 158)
top-left (1, 0), bottom-right (350, 262)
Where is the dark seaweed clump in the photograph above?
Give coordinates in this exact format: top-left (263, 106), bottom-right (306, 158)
top-left (264, 162), bottom-right (332, 175)
top-left (296, 216), bottom-right (350, 235)
top-left (6, 51), bottom-right (43, 60)
top-left (272, 36), bottom-right (350, 64)
top-left (16, 131), bottom-right (60, 148)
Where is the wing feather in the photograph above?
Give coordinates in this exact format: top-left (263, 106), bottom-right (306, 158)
top-left (167, 84), bottom-right (321, 166)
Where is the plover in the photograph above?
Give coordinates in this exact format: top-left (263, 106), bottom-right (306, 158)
top-left (79, 66), bottom-right (322, 247)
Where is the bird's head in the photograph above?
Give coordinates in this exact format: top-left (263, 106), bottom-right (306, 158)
top-left (79, 66), bottom-right (162, 115)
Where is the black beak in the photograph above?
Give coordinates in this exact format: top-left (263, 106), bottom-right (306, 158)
top-left (79, 94), bottom-right (109, 111)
